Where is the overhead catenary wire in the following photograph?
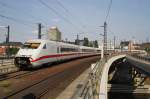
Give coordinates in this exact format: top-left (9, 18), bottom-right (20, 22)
top-left (0, 1), bottom-right (47, 25)
top-left (37, 0), bottom-right (84, 32)
top-left (54, 0), bottom-right (87, 29)
top-left (0, 14), bottom-right (33, 27)
top-left (55, 0), bottom-right (71, 16)
top-left (105, 0), bottom-right (112, 22)
top-left (107, 26), bottom-right (115, 35)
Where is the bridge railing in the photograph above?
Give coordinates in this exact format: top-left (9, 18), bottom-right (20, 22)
top-left (128, 54), bottom-right (150, 63)
top-left (72, 53), bottom-right (125, 99)
top-left (72, 58), bottom-right (106, 99)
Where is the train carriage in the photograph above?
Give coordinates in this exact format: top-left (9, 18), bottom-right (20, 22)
top-left (14, 39), bottom-right (100, 69)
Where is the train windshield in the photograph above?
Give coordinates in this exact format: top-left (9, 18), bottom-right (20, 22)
top-left (22, 42), bottom-right (41, 49)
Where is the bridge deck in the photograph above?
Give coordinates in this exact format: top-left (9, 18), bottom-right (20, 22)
top-left (108, 84), bottom-right (150, 94)
top-left (126, 55), bottom-right (150, 75)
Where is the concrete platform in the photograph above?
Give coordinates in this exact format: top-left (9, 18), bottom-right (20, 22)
top-left (55, 68), bottom-right (90, 99)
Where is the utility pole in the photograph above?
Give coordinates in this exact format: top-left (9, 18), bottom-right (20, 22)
top-left (6, 25), bottom-right (10, 58)
top-left (100, 21), bottom-right (107, 60)
top-left (109, 40), bottom-right (111, 50)
top-left (101, 41), bottom-right (104, 59)
top-left (77, 34), bottom-right (79, 45)
top-left (38, 23), bottom-right (42, 39)
top-left (114, 36), bottom-right (116, 53)
top-left (104, 22), bottom-right (107, 59)
top-left (6, 25), bottom-right (10, 43)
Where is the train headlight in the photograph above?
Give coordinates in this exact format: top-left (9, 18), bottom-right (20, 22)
top-left (29, 57), bottom-right (33, 61)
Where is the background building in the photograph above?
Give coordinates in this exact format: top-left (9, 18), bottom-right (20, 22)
top-left (0, 42), bottom-right (22, 56)
top-left (120, 41), bottom-right (133, 51)
top-left (75, 37), bottom-right (98, 48)
top-left (47, 26), bottom-right (61, 41)
top-left (120, 40), bottom-right (148, 52)
top-left (140, 43), bottom-right (150, 54)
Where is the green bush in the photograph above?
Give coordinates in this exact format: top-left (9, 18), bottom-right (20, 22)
top-left (6, 48), bottom-right (19, 55)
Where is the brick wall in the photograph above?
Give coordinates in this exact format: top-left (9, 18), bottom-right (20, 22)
top-left (0, 47), bottom-right (6, 55)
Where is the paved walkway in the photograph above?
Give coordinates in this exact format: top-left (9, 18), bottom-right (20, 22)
top-left (55, 68), bottom-right (90, 99)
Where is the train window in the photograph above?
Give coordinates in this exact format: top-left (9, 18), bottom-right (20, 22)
top-left (22, 43), bottom-right (41, 49)
top-left (60, 47), bottom-right (78, 52)
top-left (57, 47), bottom-right (59, 53)
top-left (97, 50), bottom-right (101, 53)
top-left (43, 44), bottom-right (46, 49)
top-left (82, 49), bottom-right (94, 52)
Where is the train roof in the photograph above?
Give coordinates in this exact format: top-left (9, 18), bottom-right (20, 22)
top-left (79, 46), bottom-right (100, 50)
top-left (26, 39), bottom-right (100, 50)
top-left (26, 39), bottom-right (55, 43)
top-left (26, 39), bottom-right (78, 47)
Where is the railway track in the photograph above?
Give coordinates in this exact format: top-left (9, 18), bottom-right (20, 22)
top-left (3, 69), bottom-right (65, 99)
top-left (0, 67), bottom-right (53, 81)
top-left (0, 65), bottom-right (56, 81)
top-left (0, 70), bottom-right (32, 81)
top-left (2, 63), bottom-right (83, 98)
top-left (0, 56), bottom-right (100, 99)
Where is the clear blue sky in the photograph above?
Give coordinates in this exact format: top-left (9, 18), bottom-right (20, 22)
top-left (0, 0), bottom-right (150, 43)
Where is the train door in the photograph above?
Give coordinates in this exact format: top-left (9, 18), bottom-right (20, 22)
top-left (47, 42), bottom-right (57, 63)
top-left (37, 43), bottom-right (48, 65)
top-left (39, 42), bottom-right (57, 64)
top-left (56, 45), bottom-right (61, 61)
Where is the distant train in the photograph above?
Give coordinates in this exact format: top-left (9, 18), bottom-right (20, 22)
top-left (14, 39), bottom-right (101, 69)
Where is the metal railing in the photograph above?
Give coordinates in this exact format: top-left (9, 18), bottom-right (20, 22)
top-left (0, 56), bottom-right (17, 74)
top-left (0, 58), bottom-right (14, 66)
top-left (72, 53), bottom-right (126, 99)
top-left (72, 59), bottom-right (105, 99)
top-left (129, 54), bottom-right (150, 63)
top-left (0, 55), bottom-right (14, 66)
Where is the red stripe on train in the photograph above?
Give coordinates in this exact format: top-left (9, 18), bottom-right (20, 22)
top-left (30, 53), bottom-right (80, 62)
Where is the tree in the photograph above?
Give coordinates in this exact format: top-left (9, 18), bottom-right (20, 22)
top-left (7, 48), bottom-right (19, 56)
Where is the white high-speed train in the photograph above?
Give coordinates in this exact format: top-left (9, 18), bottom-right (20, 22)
top-left (14, 39), bottom-right (100, 69)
